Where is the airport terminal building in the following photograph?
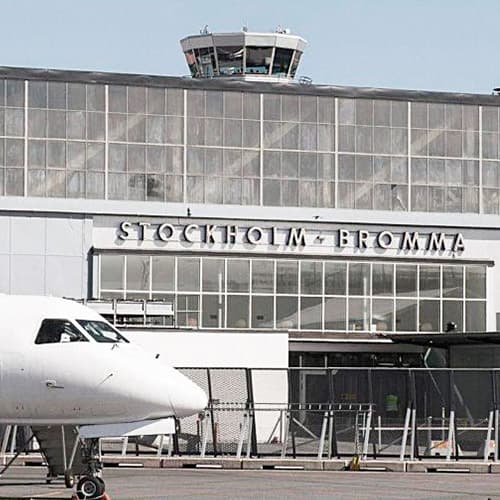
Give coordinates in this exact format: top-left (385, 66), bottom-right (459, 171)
top-left (1, 30), bottom-right (500, 372)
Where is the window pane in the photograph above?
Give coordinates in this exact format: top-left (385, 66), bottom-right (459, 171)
top-left (227, 259), bottom-right (249, 292)
top-left (151, 256), bottom-right (174, 291)
top-left (348, 297), bottom-right (370, 331)
top-left (396, 265), bottom-right (417, 297)
top-left (300, 261), bottom-right (322, 295)
top-left (395, 300), bottom-right (417, 331)
top-left (252, 260), bottom-right (274, 293)
top-left (202, 258), bottom-right (225, 292)
top-left (126, 255), bottom-right (150, 291)
top-left (443, 300), bottom-right (463, 332)
top-left (217, 46), bottom-right (243, 76)
top-left (272, 47), bottom-right (293, 75)
top-left (419, 266), bottom-right (440, 298)
top-left (101, 255), bottom-right (123, 290)
top-left (202, 295), bottom-right (224, 328)
top-left (324, 297), bottom-right (346, 330)
top-left (277, 261), bottom-right (298, 294)
top-left (227, 295), bottom-right (249, 328)
top-left (246, 46), bottom-right (273, 74)
top-left (465, 265), bottom-right (486, 298)
top-left (325, 262), bottom-right (347, 295)
top-left (300, 296), bottom-right (322, 330)
top-left (372, 298), bottom-right (394, 331)
top-left (276, 296), bottom-right (298, 328)
top-left (349, 263), bottom-right (371, 296)
top-left (443, 266), bottom-right (463, 298)
top-left (176, 294), bottom-right (199, 327)
top-left (252, 295), bottom-right (274, 328)
top-left (419, 300), bottom-right (440, 332)
top-left (177, 257), bottom-right (200, 292)
top-left (466, 301), bottom-right (486, 331)
top-left (372, 263), bottom-right (393, 296)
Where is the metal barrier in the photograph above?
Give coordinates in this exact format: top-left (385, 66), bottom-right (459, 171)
top-left (1, 367), bottom-right (500, 463)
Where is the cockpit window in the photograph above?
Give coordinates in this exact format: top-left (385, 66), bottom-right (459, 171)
top-left (35, 319), bottom-right (88, 345)
top-left (76, 320), bottom-right (129, 343)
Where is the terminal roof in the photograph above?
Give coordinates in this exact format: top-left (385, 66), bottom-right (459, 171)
top-left (0, 66), bottom-right (499, 106)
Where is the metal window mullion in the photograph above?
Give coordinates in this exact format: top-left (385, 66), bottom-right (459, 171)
top-left (104, 84), bottom-right (109, 200)
top-left (268, 47), bottom-right (276, 76)
top-left (273, 259), bottom-right (277, 329)
top-left (479, 106), bottom-right (483, 213)
top-left (414, 263), bottom-right (420, 333)
top-left (407, 101), bottom-right (411, 211)
top-left (297, 260), bottom-right (301, 330)
top-left (322, 261), bottom-right (325, 332)
top-left (439, 265), bottom-right (443, 332)
top-left (199, 257), bottom-right (203, 329)
top-left (211, 38), bottom-right (220, 75)
top-left (259, 93), bottom-right (264, 205)
top-left (97, 254), bottom-right (102, 299)
top-left (334, 98), bottom-right (339, 208)
top-left (286, 50), bottom-right (295, 79)
top-left (249, 259), bottom-right (253, 328)
top-left (173, 256), bottom-right (178, 325)
top-left (183, 89), bottom-right (187, 203)
top-left (224, 258), bottom-right (228, 328)
top-left (462, 265), bottom-right (466, 331)
top-left (122, 255), bottom-right (127, 300)
top-left (346, 262), bottom-right (350, 332)
top-left (23, 80), bottom-right (28, 197)
top-left (149, 255), bottom-right (153, 300)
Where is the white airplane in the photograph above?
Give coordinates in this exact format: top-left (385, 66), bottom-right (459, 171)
top-left (0, 295), bottom-right (208, 499)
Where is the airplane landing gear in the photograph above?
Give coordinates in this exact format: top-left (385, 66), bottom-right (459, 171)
top-left (76, 476), bottom-right (105, 499)
top-left (74, 438), bottom-right (107, 500)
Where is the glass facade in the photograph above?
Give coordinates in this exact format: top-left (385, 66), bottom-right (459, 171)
top-left (184, 45), bottom-right (299, 78)
top-left (98, 254), bottom-right (487, 333)
top-left (0, 76), bottom-right (499, 213)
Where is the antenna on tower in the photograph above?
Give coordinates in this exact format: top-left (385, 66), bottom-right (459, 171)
top-left (200, 25), bottom-right (209, 35)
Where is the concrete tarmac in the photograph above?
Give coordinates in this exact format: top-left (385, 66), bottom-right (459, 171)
top-left (0, 466), bottom-right (500, 499)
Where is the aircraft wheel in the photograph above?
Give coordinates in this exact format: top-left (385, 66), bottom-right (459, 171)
top-left (76, 476), bottom-right (105, 499)
top-left (64, 470), bottom-right (75, 488)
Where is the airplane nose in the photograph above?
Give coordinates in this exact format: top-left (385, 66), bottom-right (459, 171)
top-left (170, 375), bottom-right (208, 418)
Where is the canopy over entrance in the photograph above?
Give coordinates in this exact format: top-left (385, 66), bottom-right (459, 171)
top-left (381, 332), bottom-right (500, 348)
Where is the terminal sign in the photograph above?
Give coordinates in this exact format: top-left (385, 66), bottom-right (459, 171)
top-left (117, 221), bottom-right (465, 253)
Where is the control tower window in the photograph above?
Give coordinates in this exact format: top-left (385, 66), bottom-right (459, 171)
top-left (216, 46), bottom-right (244, 76)
top-left (184, 50), bottom-right (199, 77)
top-left (272, 48), bottom-right (294, 76)
top-left (246, 46), bottom-right (273, 74)
top-left (289, 51), bottom-right (302, 78)
top-left (193, 47), bottom-right (216, 77)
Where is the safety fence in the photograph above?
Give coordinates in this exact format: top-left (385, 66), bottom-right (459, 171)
top-left (173, 367), bottom-right (500, 461)
top-left (1, 367), bottom-right (500, 462)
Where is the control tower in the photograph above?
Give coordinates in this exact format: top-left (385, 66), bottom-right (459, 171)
top-left (180, 27), bottom-right (307, 81)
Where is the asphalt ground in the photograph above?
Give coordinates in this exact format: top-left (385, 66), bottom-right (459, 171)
top-left (0, 466), bottom-right (500, 500)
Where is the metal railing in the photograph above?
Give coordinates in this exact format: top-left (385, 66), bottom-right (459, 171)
top-left (2, 367), bottom-right (500, 463)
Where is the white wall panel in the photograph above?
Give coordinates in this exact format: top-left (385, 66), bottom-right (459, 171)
top-left (45, 256), bottom-right (84, 298)
top-left (10, 217), bottom-right (46, 255)
top-left (0, 218), bottom-right (10, 254)
top-left (10, 255), bottom-right (45, 294)
top-left (0, 255), bottom-right (10, 293)
top-left (46, 218), bottom-right (85, 256)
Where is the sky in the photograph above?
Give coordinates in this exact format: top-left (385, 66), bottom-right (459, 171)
top-left (0, 0), bottom-right (499, 94)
